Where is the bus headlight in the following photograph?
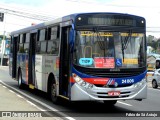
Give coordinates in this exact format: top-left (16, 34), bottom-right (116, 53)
top-left (81, 81), bottom-right (87, 86)
top-left (72, 73), bottom-right (95, 89)
top-left (134, 77), bottom-right (146, 88)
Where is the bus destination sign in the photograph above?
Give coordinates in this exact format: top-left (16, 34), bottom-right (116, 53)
top-left (75, 14), bottom-right (145, 27)
top-left (88, 17), bottom-right (135, 26)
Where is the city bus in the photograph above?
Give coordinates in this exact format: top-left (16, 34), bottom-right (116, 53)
top-left (9, 12), bottom-right (147, 105)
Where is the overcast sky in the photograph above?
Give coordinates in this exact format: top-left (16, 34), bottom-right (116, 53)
top-left (0, 0), bottom-right (160, 37)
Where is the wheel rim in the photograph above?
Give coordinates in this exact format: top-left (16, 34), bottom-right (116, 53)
top-left (51, 84), bottom-right (56, 98)
top-left (152, 81), bottom-right (157, 87)
top-left (18, 74), bottom-right (21, 86)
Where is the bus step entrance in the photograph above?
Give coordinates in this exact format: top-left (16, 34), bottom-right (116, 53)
top-left (29, 84), bottom-right (35, 89)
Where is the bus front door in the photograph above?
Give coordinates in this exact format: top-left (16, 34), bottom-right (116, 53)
top-left (12, 36), bottom-right (18, 78)
top-left (28, 33), bottom-right (37, 89)
top-left (59, 27), bottom-right (71, 97)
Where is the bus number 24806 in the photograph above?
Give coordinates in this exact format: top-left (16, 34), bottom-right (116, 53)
top-left (122, 79), bottom-right (134, 84)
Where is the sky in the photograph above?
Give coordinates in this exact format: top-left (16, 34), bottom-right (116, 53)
top-left (0, 0), bottom-right (160, 38)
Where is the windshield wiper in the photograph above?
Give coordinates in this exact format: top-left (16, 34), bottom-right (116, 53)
top-left (94, 28), bottom-right (107, 57)
top-left (121, 30), bottom-right (132, 62)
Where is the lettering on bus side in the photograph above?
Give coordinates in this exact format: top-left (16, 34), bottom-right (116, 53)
top-left (45, 59), bottom-right (54, 68)
top-left (35, 57), bottom-right (42, 66)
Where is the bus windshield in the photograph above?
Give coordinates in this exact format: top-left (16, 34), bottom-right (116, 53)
top-left (73, 31), bottom-right (145, 69)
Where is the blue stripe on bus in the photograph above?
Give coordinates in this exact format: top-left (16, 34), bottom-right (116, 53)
top-left (72, 67), bottom-right (147, 85)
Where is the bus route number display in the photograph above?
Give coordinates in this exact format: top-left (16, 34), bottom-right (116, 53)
top-left (88, 17), bottom-right (134, 26)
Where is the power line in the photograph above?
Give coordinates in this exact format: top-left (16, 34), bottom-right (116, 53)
top-left (0, 7), bottom-right (56, 21)
top-left (0, 3), bottom-right (55, 17)
top-left (0, 4), bottom-right (160, 34)
top-left (5, 22), bottom-right (28, 27)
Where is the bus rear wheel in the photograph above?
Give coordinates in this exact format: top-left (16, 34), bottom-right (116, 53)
top-left (103, 100), bottom-right (117, 106)
top-left (18, 71), bottom-right (24, 89)
top-left (50, 82), bottom-right (59, 104)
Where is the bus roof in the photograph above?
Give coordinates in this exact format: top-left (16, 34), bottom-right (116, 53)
top-left (10, 12), bottom-right (145, 35)
top-left (10, 17), bottom-right (62, 35)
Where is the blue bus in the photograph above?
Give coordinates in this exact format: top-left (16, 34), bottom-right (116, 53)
top-left (9, 12), bottom-right (147, 105)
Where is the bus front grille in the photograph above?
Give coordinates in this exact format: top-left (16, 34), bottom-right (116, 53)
top-left (96, 91), bottom-right (131, 98)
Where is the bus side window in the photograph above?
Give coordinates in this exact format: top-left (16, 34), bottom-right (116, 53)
top-left (36, 30), bottom-right (40, 54)
top-left (47, 26), bottom-right (60, 54)
top-left (40, 41), bottom-right (47, 53)
top-left (19, 34), bottom-right (24, 53)
top-left (24, 33), bottom-right (30, 53)
top-left (13, 36), bottom-right (19, 52)
top-left (47, 41), bottom-right (59, 54)
top-left (17, 35), bottom-right (20, 52)
top-left (10, 36), bottom-right (13, 53)
top-left (38, 29), bottom-right (47, 54)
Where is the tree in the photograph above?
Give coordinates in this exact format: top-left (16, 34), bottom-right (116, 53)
top-left (147, 35), bottom-right (155, 44)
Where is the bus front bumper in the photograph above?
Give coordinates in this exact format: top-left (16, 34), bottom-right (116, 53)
top-left (70, 80), bottom-right (147, 101)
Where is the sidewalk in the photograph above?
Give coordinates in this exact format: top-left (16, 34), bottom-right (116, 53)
top-left (0, 83), bottom-right (41, 111)
top-left (0, 83), bottom-right (62, 120)
top-left (147, 81), bottom-right (152, 88)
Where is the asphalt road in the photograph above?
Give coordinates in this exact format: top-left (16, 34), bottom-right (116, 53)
top-left (0, 66), bottom-right (160, 120)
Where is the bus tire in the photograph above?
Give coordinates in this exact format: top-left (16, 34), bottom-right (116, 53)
top-left (18, 71), bottom-right (24, 89)
top-left (103, 100), bottom-right (117, 106)
top-left (152, 80), bottom-right (158, 88)
top-left (50, 81), bottom-right (59, 104)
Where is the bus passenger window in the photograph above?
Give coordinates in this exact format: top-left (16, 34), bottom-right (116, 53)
top-left (24, 43), bottom-right (29, 53)
top-left (19, 34), bottom-right (24, 53)
top-left (10, 37), bottom-right (13, 53)
top-left (19, 44), bottom-right (24, 53)
top-left (23, 34), bottom-right (26, 43)
top-left (37, 29), bottom-right (47, 54)
top-left (26, 33), bottom-right (30, 42)
top-left (20, 34), bottom-right (23, 43)
top-left (23, 33), bottom-right (30, 53)
top-left (36, 42), bottom-right (40, 53)
top-left (16, 35), bottom-right (20, 52)
top-left (51, 27), bottom-right (59, 40)
top-left (40, 41), bottom-right (47, 53)
top-left (39, 29), bottom-right (46, 41)
top-left (47, 26), bottom-right (59, 55)
top-left (47, 40), bottom-right (59, 54)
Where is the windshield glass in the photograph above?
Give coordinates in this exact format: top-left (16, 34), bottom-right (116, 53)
top-left (73, 31), bottom-right (146, 69)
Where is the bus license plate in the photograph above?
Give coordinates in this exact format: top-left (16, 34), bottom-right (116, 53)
top-left (108, 91), bottom-right (120, 96)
